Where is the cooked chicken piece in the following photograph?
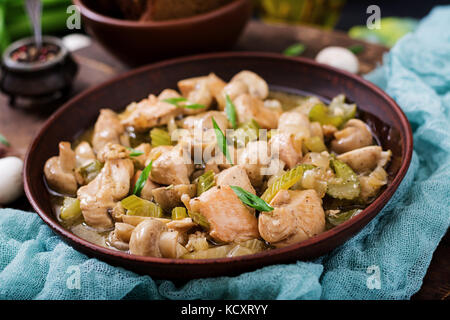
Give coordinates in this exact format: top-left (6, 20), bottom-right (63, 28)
top-left (270, 133), bottom-right (302, 169)
top-left (337, 146), bottom-right (391, 174)
top-left (152, 184), bottom-right (197, 211)
top-left (187, 185), bottom-right (259, 243)
top-left (178, 111), bottom-right (230, 158)
top-left (129, 219), bottom-right (167, 257)
top-left (331, 119), bottom-right (373, 154)
top-left (120, 94), bottom-right (182, 132)
top-left (44, 142), bottom-right (77, 195)
top-left (217, 79), bottom-right (248, 110)
top-left (234, 94), bottom-right (280, 129)
top-left (158, 88), bottom-right (181, 100)
top-left (238, 140), bottom-right (272, 187)
top-left (278, 111), bottom-right (311, 138)
top-left (132, 143), bottom-right (152, 168)
top-left (74, 142), bottom-right (96, 167)
top-left (131, 169), bottom-right (159, 201)
top-left (97, 143), bottom-right (129, 162)
top-left (215, 165), bottom-right (256, 194)
top-left (181, 110), bottom-right (229, 132)
top-left (77, 158), bottom-right (134, 229)
top-left (150, 145), bottom-right (194, 185)
top-left (203, 149), bottom-right (234, 173)
top-left (230, 70), bottom-right (269, 100)
top-left (178, 77), bottom-right (212, 114)
top-left (259, 189), bottom-right (325, 248)
top-left (92, 109), bottom-right (125, 154)
top-left (179, 73), bottom-right (226, 110)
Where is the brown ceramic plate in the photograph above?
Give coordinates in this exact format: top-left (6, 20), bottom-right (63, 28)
top-left (24, 52), bottom-right (413, 279)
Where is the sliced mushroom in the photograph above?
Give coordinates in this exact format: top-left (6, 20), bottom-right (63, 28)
top-left (337, 145), bottom-right (384, 174)
top-left (44, 142), bottom-right (77, 195)
top-left (129, 219), bottom-right (167, 257)
top-left (74, 141), bottom-right (96, 167)
top-left (331, 119), bottom-right (373, 154)
top-left (92, 109), bottom-right (125, 154)
top-left (152, 184), bottom-right (197, 212)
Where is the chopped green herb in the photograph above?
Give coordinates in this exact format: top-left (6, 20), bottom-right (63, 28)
top-left (230, 186), bottom-right (274, 212)
top-left (133, 160), bottom-right (153, 196)
top-left (163, 97), bottom-right (206, 109)
top-left (348, 44), bottom-right (364, 54)
top-left (212, 117), bottom-right (233, 165)
top-left (126, 147), bottom-right (144, 157)
top-left (225, 94), bottom-right (237, 129)
top-left (283, 43), bottom-right (306, 57)
top-left (0, 133), bottom-right (10, 147)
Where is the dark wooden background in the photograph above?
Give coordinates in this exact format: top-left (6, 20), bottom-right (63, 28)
top-left (0, 21), bottom-right (448, 300)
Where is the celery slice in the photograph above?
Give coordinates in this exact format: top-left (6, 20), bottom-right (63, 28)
top-left (121, 195), bottom-right (163, 218)
top-left (196, 170), bottom-right (215, 196)
top-left (230, 119), bottom-right (260, 147)
top-left (188, 211), bottom-right (210, 231)
top-left (261, 164), bottom-right (315, 203)
top-left (60, 197), bottom-right (82, 221)
top-left (309, 103), bottom-right (344, 127)
top-left (76, 160), bottom-right (103, 184)
top-left (327, 158), bottom-right (361, 200)
top-left (304, 136), bottom-right (327, 152)
top-left (171, 207), bottom-right (187, 220)
top-left (326, 209), bottom-right (362, 227)
top-left (150, 128), bottom-right (172, 147)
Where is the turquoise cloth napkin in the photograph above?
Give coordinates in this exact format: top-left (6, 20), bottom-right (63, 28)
top-left (1, 6), bottom-right (449, 300)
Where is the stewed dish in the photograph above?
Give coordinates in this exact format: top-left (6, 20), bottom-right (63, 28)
top-left (43, 70), bottom-right (392, 260)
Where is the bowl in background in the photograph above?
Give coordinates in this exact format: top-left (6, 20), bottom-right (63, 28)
top-left (73, 0), bottom-right (252, 66)
top-left (24, 52), bottom-right (413, 279)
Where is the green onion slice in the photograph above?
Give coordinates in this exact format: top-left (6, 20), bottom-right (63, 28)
top-left (163, 97), bottom-right (206, 110)
top-left (230, 185), bottom-right (274, 212)
top-left (133, 160), bottom-right (153, 196)
top-left (225, 94), bottom-right (237, 129)
top-left (212, 117), bottom-right (233, 165)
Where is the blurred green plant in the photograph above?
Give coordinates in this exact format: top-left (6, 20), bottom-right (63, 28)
top-left (0, 0), bottom-right (72, 53)
top-left (349, 17), bottom-right (418, 48)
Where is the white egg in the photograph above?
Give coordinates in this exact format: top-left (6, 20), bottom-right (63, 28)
top-left (315, 46), bottom-right (359, 74)
top-left (0, 157), bottom-right (24, 205)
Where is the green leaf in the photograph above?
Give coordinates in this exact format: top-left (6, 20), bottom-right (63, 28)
top-left (212, 117), bottom-right (233, 165)
top-left (133, 160), bottom-right (153, 196)
top-left (126, 147), bottom-right (144, 157)
top-left (230, 186), bottom-right (274, 212)
top-left (225, 94), bottom-right (237, 129)
top-left (0, 133), bottom-right (10, 147)
top-left (163, 97), bottom-right (206, 109)
top-left (348, 44), bottom-right (364, 54)
top-left (283, 43), bottom-right (306, 57)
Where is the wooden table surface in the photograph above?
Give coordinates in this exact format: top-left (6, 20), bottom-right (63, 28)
top-left (0, 20), bottom-right (448, 300)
